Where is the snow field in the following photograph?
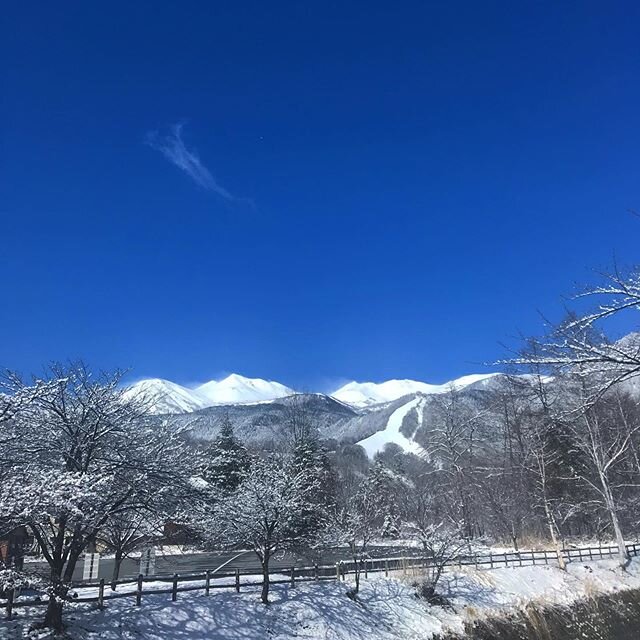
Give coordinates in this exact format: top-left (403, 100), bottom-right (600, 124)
top-left (8, 558), bottom-right (640, 639)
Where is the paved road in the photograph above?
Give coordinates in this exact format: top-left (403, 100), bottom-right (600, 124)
top-left (25, 546), bottom-right (420, 583)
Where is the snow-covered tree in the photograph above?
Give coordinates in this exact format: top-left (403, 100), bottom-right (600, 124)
top-left (368, 461), bottom-right (402, 539)
top-left (201, 414), bottom-right (250, 493)
top-left (562, 379), bottom-right (640, 567)
top-left (322, 467), bottom-right (386, 594)
top-left (98, 509), bottom-right (164, 589)
top-left (512, 269), bottom-right (640, 390)
top-left (425, 388), bottom-right (487, 539)
top-left (510, 266), bottom-right (640, 567)
top-left (0, 363), bottom-right (189, 631)
top-left (197, 454), bottom-right (323, 604)
top-left (399, 475), bottom-right (467, 597)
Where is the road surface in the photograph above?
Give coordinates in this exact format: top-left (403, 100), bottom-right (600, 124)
top-left (25, 546), bottom-right (420, 583)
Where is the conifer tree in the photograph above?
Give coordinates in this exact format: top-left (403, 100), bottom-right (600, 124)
top-left (202, 414), bottom-right (250, 493)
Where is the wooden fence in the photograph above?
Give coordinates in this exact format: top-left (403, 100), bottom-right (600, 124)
top-left (4, 541), bottom-right (639, 618)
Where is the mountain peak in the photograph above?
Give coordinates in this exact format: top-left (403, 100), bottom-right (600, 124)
top-left (124, 374), bottom-right (294, 414)
top-left (331, 373), bottom-right (501, 407)
top-left (195, 374), bottom-right (294, 405)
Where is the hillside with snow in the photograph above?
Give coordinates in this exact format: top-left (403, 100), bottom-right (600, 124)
top-left (125, 374), bottom-right (294, 414)
top-left (126, 372), bottom-right (505, 415)
top-left (196, 374), bottom-right (294, 405)
top-left (122, 378), bottom-right (209, 414)
top-left (125, 372), bottom-right (552, 456)
top-left (330, 374), bottom-right (501, 407)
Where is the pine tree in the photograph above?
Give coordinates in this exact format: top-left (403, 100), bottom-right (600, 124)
top-left (202, 414), bottom-right (250, 493)
top-left (368, 461), bottom-right (402, 538)
top-left (290, 438), bottom-right (335, 536)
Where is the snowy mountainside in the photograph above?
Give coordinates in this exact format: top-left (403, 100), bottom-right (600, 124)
top-left (196, 374), bottom-right (294, 405)
top-left (330, 373), bottom-right (501, 407)
top-left (171, 393), bottom-right (358, 443)
top-left (129, 372), bottom-right (561, 455)
top-left (122, 378), bottom-right (208, 414)
top-left (170, 375), bottom-right (520, 456)
top-left (125, 374), bottom-right (294, 414)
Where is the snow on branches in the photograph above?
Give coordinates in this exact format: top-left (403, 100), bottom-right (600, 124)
top-left (193, 453), bottom-right (324, 603)
top-left (0, 362), bottom-right (191, 630)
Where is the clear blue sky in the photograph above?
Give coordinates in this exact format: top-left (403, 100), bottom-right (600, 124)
top-left (2, 2), bottom-right (640, 389)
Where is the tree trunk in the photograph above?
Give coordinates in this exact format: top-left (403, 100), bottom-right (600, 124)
top-left (43, 543), bottom-right (84, 630)
top-left (261, 552), bottom-right (270, 604)
top-left (43, 565), bottom-right (66, 632)
top-left (112, 551), bottom-right (123, 590)
top-left (599, 471), bottom-right (630, 568)
top-left (353, 556), bottom-right (360, 593)
top-left (44, 595), bottom-right (64, 632)
top-left (544, 501), bottom-right (566, 570)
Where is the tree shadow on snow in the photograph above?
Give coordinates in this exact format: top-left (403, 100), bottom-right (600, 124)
top-left (73, 582), bottom-right (405, 640)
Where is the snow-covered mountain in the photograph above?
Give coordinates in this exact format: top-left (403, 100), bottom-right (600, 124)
top-left (125, 374), bottom-right (295, 414)
top-left (330, 373), bottom-right (501, 407)
top-left (125, 372), bottom-right (507, 415)
top-left (123, 379), bottom-right (208, 414)
top-left (156, 372), bottom-right (561, 457)
top-left (195, 374), bottom-right (294, 405)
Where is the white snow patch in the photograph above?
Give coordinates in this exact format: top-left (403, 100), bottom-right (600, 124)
top-left (357, 397), bottom-right (426, 458)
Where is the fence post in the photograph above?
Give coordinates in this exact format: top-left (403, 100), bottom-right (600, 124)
top-left (5, 588), bottom-right (14, 620)
top-left (290, 567), bottom-right (296, 588)
top-left (205, 570), bottom-right (211, 596)
top-left (314, 564), bottom-right (319, 581)
top-left (489, 553), bottom-right (494, 569)
top-left (364, 560), bottom-right (368, 579)
top-left (136, 574), bottom-right (143, 606)
top-left (98, 579), bottom-right (105, 609)
top-left (518, 552), bottom-right (523, 567)
top-left (172, 574), bottom-right (178, 602)
top-left (385, 560), bottom-right (389, 577)
top-left (599, 541), bottom-right (603, 558)
top-left (335, 562), bottom-right (340, 581)
top-left (235, 568), bottom-right (240, 593)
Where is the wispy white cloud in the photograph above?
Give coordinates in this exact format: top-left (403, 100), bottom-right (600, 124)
top-left (146, 122), bottom-right (237, 201)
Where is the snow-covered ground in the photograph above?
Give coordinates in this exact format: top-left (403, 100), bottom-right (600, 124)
top-left (7, 558), bottom-right (640, 639)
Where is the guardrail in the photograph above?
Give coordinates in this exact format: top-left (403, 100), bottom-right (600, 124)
top-left (3, 541), bottom-right (639, 618)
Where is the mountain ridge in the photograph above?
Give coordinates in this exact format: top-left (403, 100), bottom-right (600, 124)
top-left (125, 374), bottom-right (295, 414)
top-left (125, 371), bottom-right (505, 415)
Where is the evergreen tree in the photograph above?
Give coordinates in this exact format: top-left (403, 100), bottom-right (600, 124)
top-left (203, 414), bottom-right (250, 493)
top-left (289, 436), bottom-right (335, 536)
top-left (368, 461), bottom-right (402, 538)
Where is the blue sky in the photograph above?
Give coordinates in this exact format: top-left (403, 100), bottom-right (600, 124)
top-left (2, 1), bottom-right (640, 390)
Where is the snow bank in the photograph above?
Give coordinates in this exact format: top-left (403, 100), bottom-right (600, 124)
top-left (8, 558), bottom-right (640, 639)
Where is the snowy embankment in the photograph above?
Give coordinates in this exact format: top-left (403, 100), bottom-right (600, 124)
top-left (9, 559), bottom-right (640, 639)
